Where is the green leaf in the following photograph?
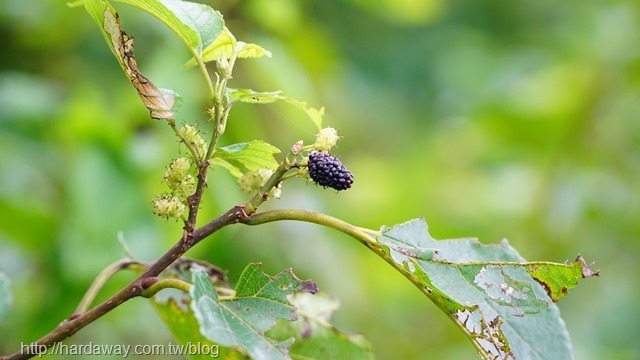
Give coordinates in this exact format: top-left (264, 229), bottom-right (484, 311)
top-left (0, 272), bottom-right (11, 324)
top-left (81, 0), bottom-right (116, 52)
top-left (152, 258), bottom-right (243, 359)
top-left (190, 264), bottom-right (318, 360)
top-left (213, 140), bottom-right (281, 173)
top-left (267, 293), bottom-right (374, 360)
top-left (81, 0), bottom-right (219, 119)
top-left (182, 26), bottom-right (236, 70)
top-left (153, 295), bottom-right (247, 359)
top-left (228, 89), bottom-right (287, 104)
top-left (82, 0), bottom-right (223, 56)
top-left (237, 42), bottom-right (272, 59)
top-left (376, 218), bottom-right (598, 359)
top-left (524, 255), bottom-right (598, 302)
top-left (182, 28), bottom-right (272, 70)
top-left (228, 89), bottom-right (323, 131)
top-left (81, 2), bottom-right (182, 119)
top-left (112, 0), bottom-right (223, 55)
top-left (210, 158), bottom-right (243, 178)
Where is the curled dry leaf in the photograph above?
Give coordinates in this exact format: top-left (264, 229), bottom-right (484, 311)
top-left (103, 8), bottom-right (176, 120)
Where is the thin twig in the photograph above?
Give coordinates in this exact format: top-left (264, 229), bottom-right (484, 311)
top-left (183, 160), bottom-right (211, 245)
top-left (4, 205), bottom-right (248, 360)
top-left (241, 208), bottom-right (491, 358)
top-left (74, 259), bottom-right (144, 314)
top-left (4, 142), bottom-right (293, 359)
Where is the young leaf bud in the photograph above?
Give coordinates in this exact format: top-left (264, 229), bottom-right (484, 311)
top-left (216, 56), bottom-right (232, 79)
top-left (270, 183), bottom-right (282, 199)
top-left (291, 140), bottom-right (304, 155)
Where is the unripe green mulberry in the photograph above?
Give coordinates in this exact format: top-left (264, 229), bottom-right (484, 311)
top-left (152, 195), bottom-right (186, 219)
top-left (179, 125), bottom-right (207, 160)
top-left (238, 169), bottom-right (281, 199)
top-left (165, 157), bottom-right (191, 188)
top-left (164, 157), bottom-right (196, 197)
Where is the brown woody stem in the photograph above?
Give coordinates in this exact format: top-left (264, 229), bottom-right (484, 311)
top-left (3, 205), bottom-right (249, 360)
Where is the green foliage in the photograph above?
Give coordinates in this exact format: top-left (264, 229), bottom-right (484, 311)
top-left (227, 89), bottom-right (324, 131)
top-left (212, 141), bottom-right (281, 176)
top-left (190, 264), bottom-right (317, 360)
top-left (524, 260), bottom-right (587, 303)
top-left (182, 26), bottom-right (272, 70)
top-left (1, 1), bottom-right (596, 359)
top-left (82, 0), bottom-right (223, 57)
top-left (153, 265), bottom-right (372, 360)
top-left (153, 292), bottom-right (247, 360)
top-left (267, 293), bottom-right (374, 359)
top-left (4, 0), bottom-right (628, 359)
top-left (376, 218), bottom-right (596, 358)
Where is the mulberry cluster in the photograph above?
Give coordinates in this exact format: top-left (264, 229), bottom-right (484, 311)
top-left (308, 152), bottom-right (354, 191)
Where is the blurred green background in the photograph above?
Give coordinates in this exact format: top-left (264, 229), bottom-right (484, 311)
top-left (1, 0), bottom-right (639, 359)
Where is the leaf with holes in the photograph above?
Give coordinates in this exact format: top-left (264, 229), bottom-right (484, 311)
top-left (190, 264), bottom-right (317, 360)
top-left (153, 296), bottom-right (247, 360)
top-left (376, 218), bottom-right (598, 359)
top-left (267, 292), bottom-right (374, 359)
top-left (151, 259), bottom-right (244, 359)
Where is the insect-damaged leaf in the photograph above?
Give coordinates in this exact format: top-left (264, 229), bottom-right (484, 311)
top-left (102, 7), bottom-right (179, 120)
top-left (267, 293), bottom-right (374, 360)
top-left (524, 255), bottom-right (599, 302)
top-left (153, 298), bottom-right (246, 360)
top-left (151, 259), bottom-right (245, 359)
top-left (190, 264), bottom-right (317, 360)
top-left (376, 218), bottom-right (598, 359)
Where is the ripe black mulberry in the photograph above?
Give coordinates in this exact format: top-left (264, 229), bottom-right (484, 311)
top-left (308, 152), bottom-right (354, 191)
